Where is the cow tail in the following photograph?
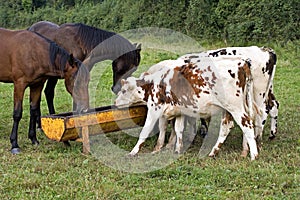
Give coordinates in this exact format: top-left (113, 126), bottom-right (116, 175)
top-left (246, 75), bottom-right (255, 119)
top-left (262, 47), bottom-right (277, 103)
top-left (243, 59), bottom-right (255, 119)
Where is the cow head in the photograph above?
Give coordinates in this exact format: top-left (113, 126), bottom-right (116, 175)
top-left (115, 77), bottom-right (145, 107)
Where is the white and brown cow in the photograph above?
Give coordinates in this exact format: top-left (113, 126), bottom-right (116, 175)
top-left (115, 56), bottom-right (259, 160)
top-left (179, 46), bottom-right (278, 155)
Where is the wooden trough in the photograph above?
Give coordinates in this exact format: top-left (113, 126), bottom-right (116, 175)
top-left (41, 104), bottom-right (147, 153)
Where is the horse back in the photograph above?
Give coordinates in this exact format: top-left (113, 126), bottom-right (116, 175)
top-left (0, 28), bottom-right (50, 83)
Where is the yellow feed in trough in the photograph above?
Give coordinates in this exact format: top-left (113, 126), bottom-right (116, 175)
top-left (41, 105), bottom-right (147, 152)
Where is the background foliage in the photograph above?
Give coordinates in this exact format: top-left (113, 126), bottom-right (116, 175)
top-left (1, 0), bottom-right (299, 44)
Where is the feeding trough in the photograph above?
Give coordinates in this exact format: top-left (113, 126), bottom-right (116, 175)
top-left (41, 104), bottom-right (147, 153)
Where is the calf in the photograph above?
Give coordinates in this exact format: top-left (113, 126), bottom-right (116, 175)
top-left (115, 56), bottom-right (259, 160)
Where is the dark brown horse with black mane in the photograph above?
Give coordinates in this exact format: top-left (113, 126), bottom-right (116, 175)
top-left (0, 27), bottom-right (90, 154)
top-left (28, 21), bottom-right (141, 118)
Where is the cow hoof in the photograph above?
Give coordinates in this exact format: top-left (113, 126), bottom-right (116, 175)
top-left (128, 152), bottom-right (137, 158)
top-left (11, 148), bottom-right (21, 154)
top-left (240, 150), bottom-right (248, 158)
top-left (151, 150), bottom-right (161, 154)
top-left (269, 135), bottom-right (276, 140)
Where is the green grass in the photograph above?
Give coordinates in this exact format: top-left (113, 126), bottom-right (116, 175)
top-left (0, 44), bottom-right (299, 200)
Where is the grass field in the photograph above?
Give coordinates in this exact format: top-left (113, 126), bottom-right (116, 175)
top-left (0, 42), bottom-right (299, 199)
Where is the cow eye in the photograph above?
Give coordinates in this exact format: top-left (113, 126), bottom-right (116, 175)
top-left (138, 90), bottom-right (141, 94)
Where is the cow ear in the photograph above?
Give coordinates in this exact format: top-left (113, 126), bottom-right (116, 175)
top-left (121, 79), bottom-right (126, 86)
top-left (68, 54), bottom-right (74, 66)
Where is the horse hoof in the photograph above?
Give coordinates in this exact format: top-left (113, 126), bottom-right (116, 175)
top-left (32, 140), bottom-right (40, 146)
top-left (11, 148), bottom-right (21, 154)
top-left (63, 141), bottom-right (71, 147)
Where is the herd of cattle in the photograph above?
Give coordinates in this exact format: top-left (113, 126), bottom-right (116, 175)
top-left (115, 46), bottom-right (279, 161)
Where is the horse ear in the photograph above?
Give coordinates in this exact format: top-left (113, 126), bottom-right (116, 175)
top-left (68, 54), bottom-right (74, 66)
top-left (136, 43), bottom-right (141, 50)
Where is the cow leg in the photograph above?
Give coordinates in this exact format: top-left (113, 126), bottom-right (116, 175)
top-left (209, 112), bottom-right (234, 158)
top-left (186, 116), bottom-right (197, 144)
top-left (243, 114), bottom-right (263, 156)
top-left (10, 83), bottom-right (26, 154)
top-left (166, 119), bottom-right (176, 150)
top-left (44, 77), bottom-right (58, 114)
top-left (232, 112), bottom-right (258, 160)
top-left (174, 115), bottom-right (185, 154)
top-left (129, 108), bottom-right (161, 156)
top-left (152, 116), bottom-right (168, 153)
top-left (268, 96), bottom-right (279, 140)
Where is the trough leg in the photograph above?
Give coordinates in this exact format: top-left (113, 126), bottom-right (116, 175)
top-left (82, 126), bottom-right (90, 154)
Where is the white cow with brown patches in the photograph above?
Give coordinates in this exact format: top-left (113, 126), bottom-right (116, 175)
top-left (115, 56), bottom-right (259, 160)
top-left (179, 46), bottom-right (278, 156)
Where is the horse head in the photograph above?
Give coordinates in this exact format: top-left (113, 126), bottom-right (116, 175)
top-left (111, 43), bottom-right (141, 94)
top-left (64, 54), bottom-right (90, 113)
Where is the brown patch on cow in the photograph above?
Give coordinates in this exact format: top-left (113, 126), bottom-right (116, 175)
top-left (217, 143), bottom-right (223, 149)
top-left (207, 66), bottom-right (212, 72)
top-left (222, 112), bottom-right (233, 125)
top-left (267, 90), bottom-right (276, 108)
top-left (167, 63), bottom-right (207, 106)
top-left (211, 72), bottom-right (217, 84)
top-left (228, 70), bottom-right (235, 78)
top-left (136, 79), bottom-right (154, 102)
top-left (241, 113), bottom-right (253, 128)
top-left (237, 62), bottom-right (251, 91)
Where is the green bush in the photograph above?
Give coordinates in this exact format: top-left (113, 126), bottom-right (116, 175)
top-left (0, 0), bottom-right (299, 44)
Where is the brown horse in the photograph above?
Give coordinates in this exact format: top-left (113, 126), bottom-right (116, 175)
top-left (0, 28), bottom-right (90, 154)
top-left (28, 21), bottom-right (141, 117)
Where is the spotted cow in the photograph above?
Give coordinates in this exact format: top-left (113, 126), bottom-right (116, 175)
top-left (115, 56), bottom-right (259, 160)
top-left (179, 46), bottom-right (278, 155)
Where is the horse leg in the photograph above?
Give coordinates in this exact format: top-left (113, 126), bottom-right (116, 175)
top-left (28, 84), bottom-right (44, 145)
top-left (10, 84), bottom-right (26, 154)
top-left (44, 77), bottom-right (58, 114)
top-left (36, 96), bottom-right (42, 129)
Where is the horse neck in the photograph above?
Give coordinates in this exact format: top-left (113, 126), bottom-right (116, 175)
top-left (83, 35), bottom-right (135, 70)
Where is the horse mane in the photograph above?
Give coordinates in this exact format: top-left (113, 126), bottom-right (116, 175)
top-left (74, 23), bottom-right (117, 53)
top-left (49, 42), bottom-right (70, 72)
top-left (31, 31), bottom-right (70, 72)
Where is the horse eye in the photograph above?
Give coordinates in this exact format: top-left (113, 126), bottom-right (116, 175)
top-left (138, 90), bottom-right (141, 94)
